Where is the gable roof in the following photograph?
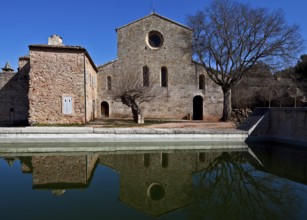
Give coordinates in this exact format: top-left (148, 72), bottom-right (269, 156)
top-left (116, 13), bottom-right (192, 32)
top-left (97, 60), bottom-right (117, 70)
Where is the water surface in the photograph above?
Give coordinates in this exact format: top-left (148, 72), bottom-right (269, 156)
top-left (0, 144), bottom-right (306, 220)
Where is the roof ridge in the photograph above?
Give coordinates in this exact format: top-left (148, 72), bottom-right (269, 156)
top-left (116, 13), bottom-right (192, 32)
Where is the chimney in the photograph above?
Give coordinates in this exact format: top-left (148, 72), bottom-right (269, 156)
top-left (48, 34), bottom-right (63, 46)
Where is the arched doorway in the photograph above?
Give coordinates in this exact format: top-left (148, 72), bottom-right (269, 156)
top-left (101, 101), bottom-right (109, 118)
top-left (193, 96), bottom-right (203, 120)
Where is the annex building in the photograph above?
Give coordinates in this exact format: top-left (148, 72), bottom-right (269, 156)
top-left (0, 13), bottom-right (223, 126)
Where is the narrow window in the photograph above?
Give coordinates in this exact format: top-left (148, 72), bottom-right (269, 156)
top-left (63, 96), bottom-right (73, 115)
top-left (143, 66), bottom-right (149, 87)
top-left (107, 76), bottom-right (112, 90)
top-left (161, 67), bottom-right (168, 87)
top-left (199, 74), bottom-right (205, 90)
top-left (144, 153), bottom-right (150, 167)
top-left (162, 153), bottom-right (168, 168)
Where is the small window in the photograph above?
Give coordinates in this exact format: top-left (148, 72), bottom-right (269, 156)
top-left (143, 66), bottom-right (149, 87)
top-left (107, 76), bottom-right (112, 90)
top-left (199, 74), bottom-right (205, 90)
top-left (161, 67), bottom-right (168, 87)
top-left (63, 96), bottom-right (73, 115)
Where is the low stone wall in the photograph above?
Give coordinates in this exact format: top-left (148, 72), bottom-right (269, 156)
top-left (0, 127), bottom-right (248, 148)
top-left (249, 108), bottom-right (307, 146)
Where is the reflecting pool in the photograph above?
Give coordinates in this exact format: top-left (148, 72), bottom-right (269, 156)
top-left (0, 144), bottom-right (307, 220)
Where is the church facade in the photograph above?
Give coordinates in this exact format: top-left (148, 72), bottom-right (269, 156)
top-left (0, 13), bottom-right (223, 125)
top-left (98, 13), bottom-right (223, 121)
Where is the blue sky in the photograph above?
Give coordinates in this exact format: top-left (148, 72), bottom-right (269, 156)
top-left (1, 0), bottom-right (306, 70)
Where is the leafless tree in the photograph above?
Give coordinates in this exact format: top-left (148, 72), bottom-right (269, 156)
top-left (187, 0), bottom-right (304, 121)
top-left (112, 70), bottom-right (162, 123)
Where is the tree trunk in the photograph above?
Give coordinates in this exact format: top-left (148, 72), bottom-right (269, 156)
top-left (221, 87), bottom-right (232, 122)
top-left (130, 102), bottom-right (143, 123)
top-left (121, 93), bottom-right (143, 123)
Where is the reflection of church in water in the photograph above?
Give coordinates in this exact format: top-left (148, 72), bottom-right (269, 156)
top-left (99, 151), bottom-right (222, 216)
top-left (5, 151), bottom-right (222, 217)
top-left (3, 146), bottom-right (307, 217)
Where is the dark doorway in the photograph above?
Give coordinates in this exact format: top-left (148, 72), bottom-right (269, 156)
top-left (193, 96), bottom-right (203, 120)
top-left (101, 101), bottom-right (109, 118)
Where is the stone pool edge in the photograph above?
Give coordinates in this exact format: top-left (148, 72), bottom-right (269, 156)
top-left (0, 127), bottom-right (248, 144)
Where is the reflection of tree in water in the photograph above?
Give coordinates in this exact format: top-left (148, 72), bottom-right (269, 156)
top-left (189, 152), bottom-right (301, 220)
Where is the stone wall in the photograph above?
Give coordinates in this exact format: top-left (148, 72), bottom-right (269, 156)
top-left (28, 47), bottom-right (86, 125)
top-left (0, 58), bottom-right (29, 125)
top-left (30, 154), bottom-right (98, 187)
top-left (85, 56), bottom-right (98, 122)
top-left (97, 14), bottom-right (223, 121)
top-left (250, 108), bottom-right (307, 146)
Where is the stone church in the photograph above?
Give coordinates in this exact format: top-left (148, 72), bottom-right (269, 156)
top-left (0, 13), bottom-right (223, 125)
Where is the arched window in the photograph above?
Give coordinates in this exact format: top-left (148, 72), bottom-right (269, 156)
top-left (199, 74), bottom-right (205, 90)
top-left (143, 66), bottom-right (149, 87)
top-left (161, 67), bottom-right (168, 87)
top-left (107, 76), bottom-right (112, 90)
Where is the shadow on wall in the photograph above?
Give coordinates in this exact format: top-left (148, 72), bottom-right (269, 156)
top-left (0, 62), bottom-right (30, 126)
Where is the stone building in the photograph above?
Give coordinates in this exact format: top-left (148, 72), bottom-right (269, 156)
top-left (28, 35), bottom-right (98, 124)
top-left (98, 13), bottom-right (223, 121)
top-left (0, 13), bottom-right (223, 125)
top-left (0, 61), bottom-right (29, 125)
top-left (0, 35), bottom-right (98, 125)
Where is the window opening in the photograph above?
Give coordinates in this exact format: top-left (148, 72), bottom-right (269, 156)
top-left (199, 74), bottom-right (205, 90)
top-left (143, 66), bottom-right (150, 87)
top-left (161, 67), bottom-right (168, 87)
top-left (107, 76), bottom-right (112, 90)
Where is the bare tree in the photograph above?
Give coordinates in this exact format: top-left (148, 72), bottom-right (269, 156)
top-left (112, 70), bottom-right (161, 123)
top-left (187, 0), bottom-right (303, 121)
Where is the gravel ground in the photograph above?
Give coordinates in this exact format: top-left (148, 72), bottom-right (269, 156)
top-left (143, 121), bottom-right (236, 129)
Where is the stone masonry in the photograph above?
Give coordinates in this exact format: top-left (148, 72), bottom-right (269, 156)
top-left (98, 13), bottom-right (223, 121)
top-left (0, 14), bottom-right (223, 125)
top-left (28, 38), bottom-right (98, 125)
top-left (0, 59), bottom-right (29, 125)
